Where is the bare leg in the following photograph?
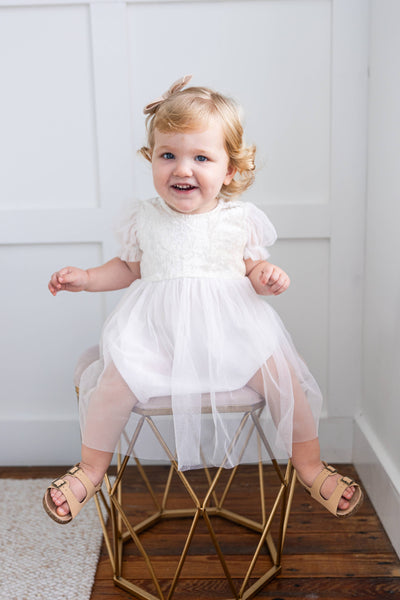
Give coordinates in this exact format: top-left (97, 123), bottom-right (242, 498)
top-left (51, 362), bottom-right (138, 517)
top-left (247, 361), bottom-right (355, 510)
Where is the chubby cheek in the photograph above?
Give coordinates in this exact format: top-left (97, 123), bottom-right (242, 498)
top-left (153, 176), bottom-right (166, 197)
top-left (152, 162), bottom-right (167, 187)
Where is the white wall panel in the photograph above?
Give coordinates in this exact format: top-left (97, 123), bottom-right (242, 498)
top-left (328, 0), bottom-right (368, 416)
top-left (0, 6), bottom-right (98, 209)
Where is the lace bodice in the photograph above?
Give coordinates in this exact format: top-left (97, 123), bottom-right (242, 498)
top-left (119, 197), bottom-right (277, 281)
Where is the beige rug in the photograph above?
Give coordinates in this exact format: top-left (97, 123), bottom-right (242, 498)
top-left (0, 478), bottom-right (105, 600)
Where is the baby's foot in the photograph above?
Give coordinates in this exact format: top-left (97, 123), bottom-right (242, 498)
top-left (298, 463), bottom-right (355, 511)
top-left (50, 465), bottom-right (102, 517)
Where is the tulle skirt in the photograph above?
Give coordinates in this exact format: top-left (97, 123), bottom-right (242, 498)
top-left (78, 277), bottom-right (322, 470)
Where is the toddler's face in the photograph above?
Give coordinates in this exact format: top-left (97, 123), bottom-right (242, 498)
top-left (151, 123), bottom-right (236, 215)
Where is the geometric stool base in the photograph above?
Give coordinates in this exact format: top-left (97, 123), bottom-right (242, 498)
top-left (95, 461), bottom-right (296, 600)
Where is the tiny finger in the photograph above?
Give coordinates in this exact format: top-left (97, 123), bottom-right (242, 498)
top-left (57, 268), bottom-right (72, 282)
top-left (272, 287), bottom-right (284, 296)
top-left (58, 272), bottom-right (75, 284)
top-left (273, 280), bottom-right (290, 295)
top-left (269, 276), bottom-right (286, 294)
top-left (268, 272), bottom-right (280, 285)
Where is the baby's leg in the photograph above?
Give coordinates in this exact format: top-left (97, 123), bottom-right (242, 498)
top-left (51, 363), bottom-right (138, 517)
top-left (247, 359), bottom-right (355, 511)
top-left (82, 362), bottom-right (138, 452)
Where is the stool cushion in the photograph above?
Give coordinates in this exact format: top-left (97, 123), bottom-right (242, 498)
top-left (134, 388), bottom-right (264, 416)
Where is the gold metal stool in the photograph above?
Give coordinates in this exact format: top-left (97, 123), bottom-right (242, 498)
top-left (92, 388), bottom-right (297, 600)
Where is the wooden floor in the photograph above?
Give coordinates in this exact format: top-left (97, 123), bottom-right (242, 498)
top-left (2, 464), bottom-right (400, 600)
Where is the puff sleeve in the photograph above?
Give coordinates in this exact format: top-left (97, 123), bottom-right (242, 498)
top-left (244, 203), bottom-right (277, 260)
top-left (117, 203), bottom-right (143, 262)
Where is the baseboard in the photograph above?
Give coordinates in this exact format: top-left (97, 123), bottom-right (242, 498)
top-left (353, 414), bottom-right (400, 558)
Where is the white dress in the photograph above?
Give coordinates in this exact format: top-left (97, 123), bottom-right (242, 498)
top-left (78, 197), bottom-right (322, 470)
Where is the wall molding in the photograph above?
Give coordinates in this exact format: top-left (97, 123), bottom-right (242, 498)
top-left (353, 414), bottom-right (400, 558)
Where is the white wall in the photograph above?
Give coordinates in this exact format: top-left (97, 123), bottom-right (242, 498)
top-left (0, 0), bottom-right (367, 480)
top-left (354, 0), bottom-right (400, 556)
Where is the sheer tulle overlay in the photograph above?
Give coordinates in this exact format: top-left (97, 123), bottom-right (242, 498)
top-left (78, 198), bottom-right (322, 470)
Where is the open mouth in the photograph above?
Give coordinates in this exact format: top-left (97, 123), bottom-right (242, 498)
top-left (172, 184), bottom-right (197, 191)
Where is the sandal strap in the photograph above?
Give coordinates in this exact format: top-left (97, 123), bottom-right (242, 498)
top-left (50, 464), bottom-right (101, 519)
top-left (309, 463), bottom-right (337, 499)
top-left (323, 477), bottom-right (356, 516)
top-left (309, 464), bottom-right (357, 517)
top-left (67, 464), bottom-right (99, 495)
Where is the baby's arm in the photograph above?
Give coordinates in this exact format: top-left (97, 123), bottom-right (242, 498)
top-left (48, 257), bottom-right (140, 296)
top-left (245, 259), bottom-right (290, 296)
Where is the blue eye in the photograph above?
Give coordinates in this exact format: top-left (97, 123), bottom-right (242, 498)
top-left (162, 152), bottom-right (175, 160)
top-left (195, 155), bottom-right (208, 162)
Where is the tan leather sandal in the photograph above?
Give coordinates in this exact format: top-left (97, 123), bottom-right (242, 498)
top-left (43, 464), bottom-right (102, 524)
top-left (297, 462), bottom-right (364, 518)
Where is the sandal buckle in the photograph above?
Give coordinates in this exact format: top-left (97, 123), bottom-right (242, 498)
top-left (51, 478), bottom-right (66, 489)
top-left (68, 465), bottom-right (81, 476)
top-left (340, 476), bottom-right (354, 486)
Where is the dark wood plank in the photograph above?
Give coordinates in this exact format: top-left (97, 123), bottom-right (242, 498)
top-left (92, 463), bottom-right (400, 599)
top-left (95, 552), bottom-right (400, 580)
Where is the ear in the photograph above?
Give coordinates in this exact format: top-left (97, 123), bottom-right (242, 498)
top-left (224, 164), bottom-right (237, 186)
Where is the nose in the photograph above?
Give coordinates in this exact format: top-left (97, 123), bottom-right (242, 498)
top-left (173, 158), bottom-right (193, 178)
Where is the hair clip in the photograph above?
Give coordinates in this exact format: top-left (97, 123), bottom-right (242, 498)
top-left (143, 75), bottom-right (192, 115)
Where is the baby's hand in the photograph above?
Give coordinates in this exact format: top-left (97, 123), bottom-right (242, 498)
top-left (259, 263), bottom-right (290, 296)
top-left (48, 267), bottom-right (89, 296)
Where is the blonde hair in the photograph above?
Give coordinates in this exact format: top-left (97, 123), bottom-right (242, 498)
top-left (139, 86), bottom-right (256, 199)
